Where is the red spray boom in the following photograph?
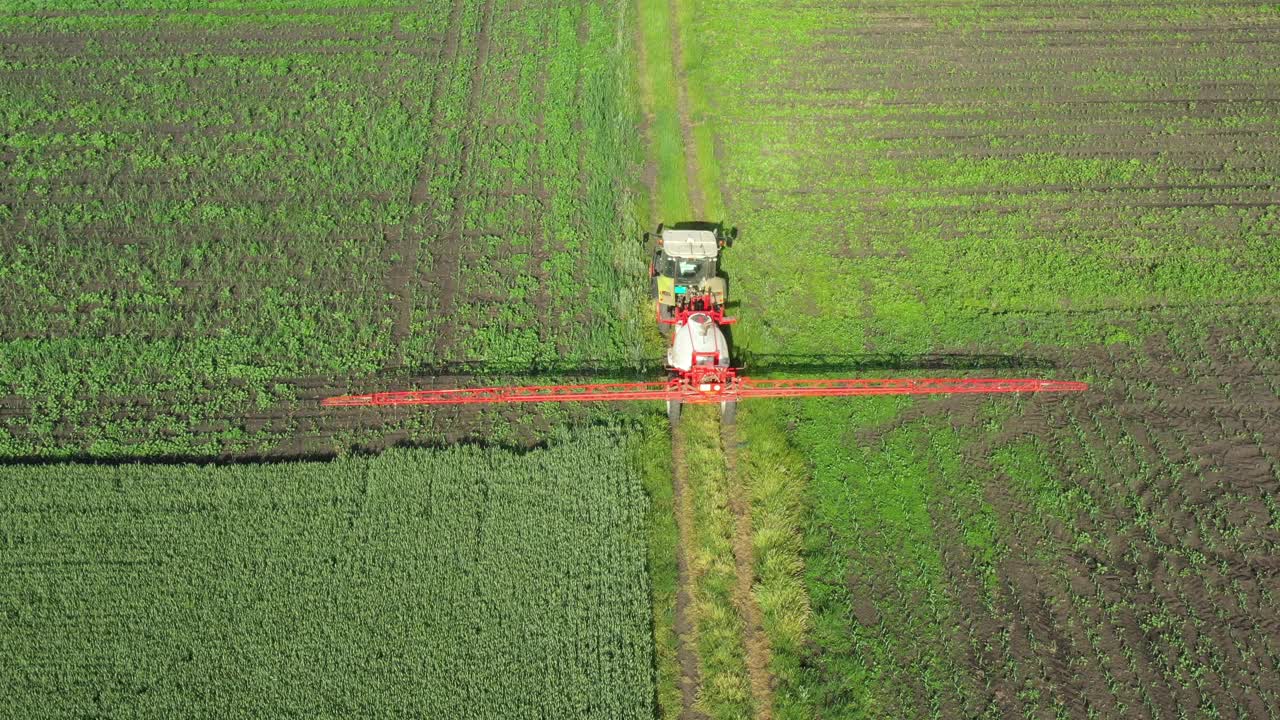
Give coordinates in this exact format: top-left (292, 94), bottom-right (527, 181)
top-left (323, 296), bottom-right (1086, 408)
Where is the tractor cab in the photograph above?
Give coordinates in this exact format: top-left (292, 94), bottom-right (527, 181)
top-left (649, 224), bottom-right (734, 326)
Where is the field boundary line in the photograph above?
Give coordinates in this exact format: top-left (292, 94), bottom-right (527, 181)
top-left (634, 1), bottom-right (694, 715)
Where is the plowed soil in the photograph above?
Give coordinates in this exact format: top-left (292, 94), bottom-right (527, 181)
top-left (854, 307), bottom-right (1280, 716)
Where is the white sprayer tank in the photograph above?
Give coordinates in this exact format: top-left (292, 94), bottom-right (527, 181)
top-left (667, 312), bottom-right (731, 371)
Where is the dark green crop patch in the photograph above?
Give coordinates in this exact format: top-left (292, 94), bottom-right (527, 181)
top-left (0, 429), bottom-right (654, 718)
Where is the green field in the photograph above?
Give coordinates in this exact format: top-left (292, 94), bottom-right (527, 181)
top-left (0, 2), bottom-right (663, 718)
top-left (3, 0), bottom-right (1280, 718)
top-left (687, 0), bottom-right (1280, 717)
top-left (1, 429), bottom-right (654, 717)
top-left (0, 0), bottom-right (649, 458)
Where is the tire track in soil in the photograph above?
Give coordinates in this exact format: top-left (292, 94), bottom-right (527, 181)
top-left (641, 1), bottom-right (705, 712)
top-left (28, 6), bottom-right (423, 18)
top-left (432, 0), bottom-right (497, 353)
top-left (721, 422), bottom-right (774, 720)
top-left (668, 0), bottom-right (705, 221)
top-left (640, 1), bottom-right (705, 715)
top-left (387, 0), bottom-right (467, 360)
top-left (670, 429), bottom-right (708, 720)
top-left (668, 0), bottom-right (775, 715)
top-left (388, 0), bottom-right (497, 360)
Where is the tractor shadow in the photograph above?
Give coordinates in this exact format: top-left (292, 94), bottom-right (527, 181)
top-left (735, 351), bottom-right (1057, 375)
top-left (667, 220), bottom-right (734, 235)
top-left (386, 351), bottom-right (1055, 383)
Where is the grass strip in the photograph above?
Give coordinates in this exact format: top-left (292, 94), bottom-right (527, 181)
top-left (669, 0), bottom-right (725, 219)
top-left (681, 404), bottom-right (754, 719)
top-left (636, 0), bottom-right (693, 220)
top-left (736, 401), bottom-right (815, 719)
top-left (632, 414), bottom-right (682, 718)
top-left (674, 2), bottom-right (816, 717)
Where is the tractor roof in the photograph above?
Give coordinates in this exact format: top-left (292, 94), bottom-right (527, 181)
top-left (662, 229), bottom-right (719, 259)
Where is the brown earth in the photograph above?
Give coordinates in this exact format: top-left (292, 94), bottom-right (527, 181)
top-left (851, 308), bottom-right (1280, 717)
top-left (426, 0), bottom-right (497, 354)
top-left (0, 1), bottom-right (621, 458)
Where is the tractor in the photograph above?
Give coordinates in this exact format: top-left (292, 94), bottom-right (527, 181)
top-left (325, 222), bottom-right (1086, 426)
top-left (647, 222), bottom-right (735, 330)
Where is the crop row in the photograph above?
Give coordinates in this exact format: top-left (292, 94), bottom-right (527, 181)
top-left (687, 0), bottom-right (1280, 716)
top-left (0, 427), bottom-right (655, 718)
top-left (0, 0), bottom-right (648, 458)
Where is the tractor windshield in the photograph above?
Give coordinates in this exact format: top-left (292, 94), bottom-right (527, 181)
top-left (669, 256), bottom-right (711, 283)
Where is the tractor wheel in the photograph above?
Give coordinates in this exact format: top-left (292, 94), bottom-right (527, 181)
top-left (658, 302), bottom-right (675, 336)
top-left (667, 399), bottom-right (682, 426)
top-left (720, 400), bottom-right (737, 426)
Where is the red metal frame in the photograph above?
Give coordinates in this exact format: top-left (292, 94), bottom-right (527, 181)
top-left (322, 293), bottom-right (1088, 409)
top-left (680, 294), bottom-right (732, 323)
top-left (322, 374), bottom-right (1086, 407)
top-left (657, 293), bottom-right (733, 326)
top-left (735, 376), bottom-right (1087, 400)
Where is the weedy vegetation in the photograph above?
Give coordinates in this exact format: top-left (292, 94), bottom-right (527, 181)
top-left (0, 0), bottom-right (649, 459)
top-left (688, 0), bottom-right (1280, 717)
